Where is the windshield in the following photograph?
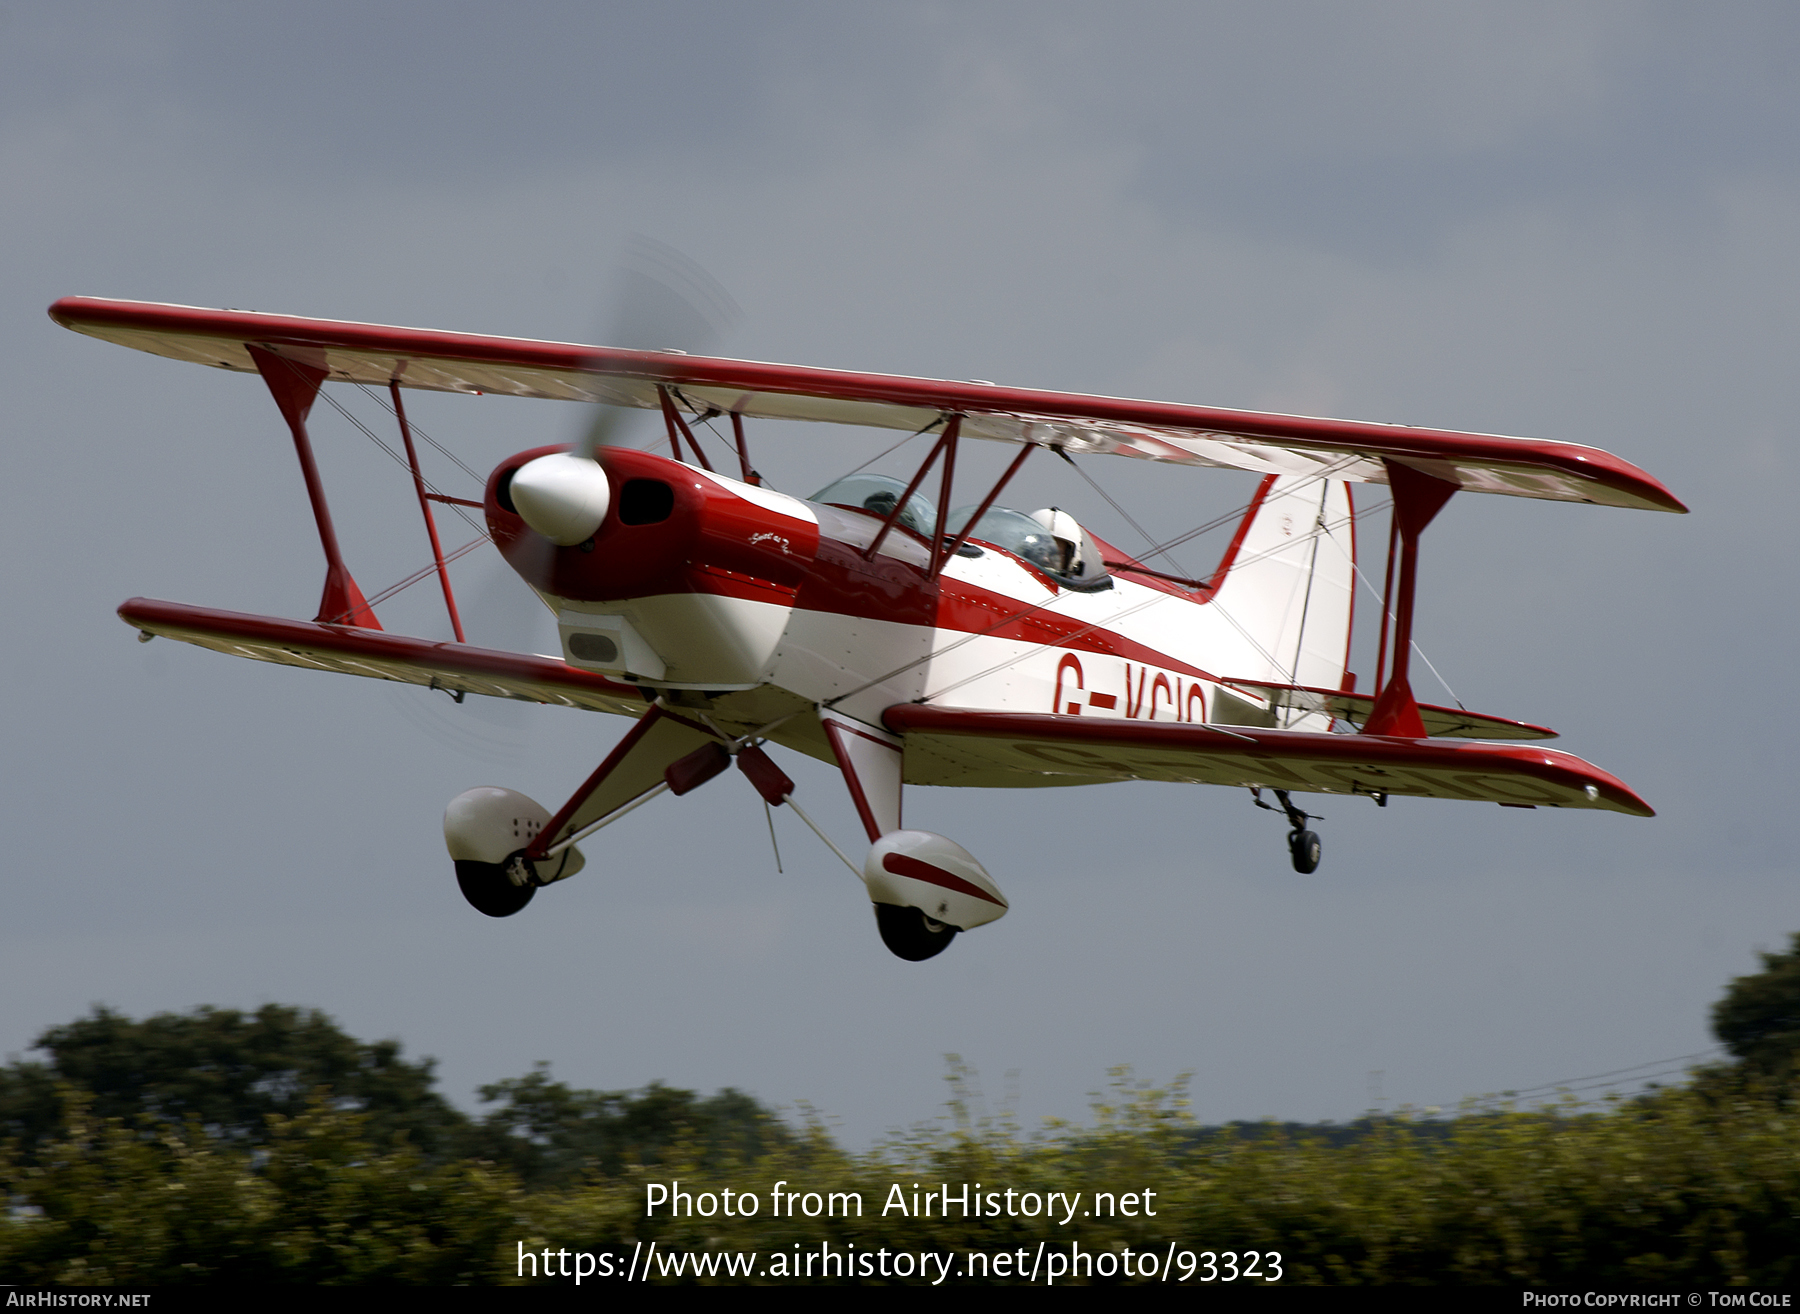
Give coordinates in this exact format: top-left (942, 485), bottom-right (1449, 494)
top-left (809, 474), bottom-right (938, 538)
top-left (950, 504), bottom-right (1110, 588)
top-left (949, 507), bottom-right (1061, 572)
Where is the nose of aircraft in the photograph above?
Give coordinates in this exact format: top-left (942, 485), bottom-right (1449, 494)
top-left (506, 451), bottom-right (614, 546)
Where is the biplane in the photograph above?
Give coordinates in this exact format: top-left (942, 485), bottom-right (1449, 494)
top-left (52, 296), bottom-right (1686, 960)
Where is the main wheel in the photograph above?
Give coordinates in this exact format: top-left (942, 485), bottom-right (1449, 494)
top-left (1289, 829), bottom-right (1322, 874)
top-left (874, 903), bottom-right (958, 961)
top-left (455, 858), bottom-right (536, 918)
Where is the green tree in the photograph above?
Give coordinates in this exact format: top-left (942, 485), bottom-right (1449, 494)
top-left (463, 1062), bottom-right (792, 1188)
top-left (0, 1004), bottom-right (467, 1161)
top-left (1712, 933), bottom-right (1800, 1079)
top-left (0, 1004), bottom-right (795, 1189)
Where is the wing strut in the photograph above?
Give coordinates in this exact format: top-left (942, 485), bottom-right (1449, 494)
top-left (866, 414), bottom-right (960, 562)
top-left (657, 386), bottom-right (715, 471)
top-left (928, 419), bottom-right (959, 575)
top-left (247, 346), bottom-right (380, 629)
top-left (932, 440), bottom-right (1036, 579)
top-left (388, 380), bottom-right (467, 643)
top-left (1362, 460), bottom-right (1458, 738)
top-left (729, 410), bottom-right (759, 485)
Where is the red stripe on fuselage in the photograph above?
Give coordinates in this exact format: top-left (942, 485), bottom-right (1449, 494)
top-left (490, 445), bottom-right (1218, 680)
top-left (790, 530), bottom-right (1221, 681)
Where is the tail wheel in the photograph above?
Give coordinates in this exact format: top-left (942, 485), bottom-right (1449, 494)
top-left (1289, 829), bottom-right (1322, 874)
top-left (455, 858), bottom-right (536, 918)
top-left (874, 903), bottom-right (958, 961)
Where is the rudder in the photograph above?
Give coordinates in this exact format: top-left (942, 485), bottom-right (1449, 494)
top-left (1205, 474), bottom-right (1356, 694)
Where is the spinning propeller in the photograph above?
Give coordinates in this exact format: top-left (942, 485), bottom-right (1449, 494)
top-left (508, 238), bottom-right (739, 546)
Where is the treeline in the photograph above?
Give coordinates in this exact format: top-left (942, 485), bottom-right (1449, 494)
top-left (0, 1004), bottom-right (788, 1189)
top-left (4, 1054), bottom-right (1800, 1285)
top-left (4, 937), bottom-right (1800, 1285)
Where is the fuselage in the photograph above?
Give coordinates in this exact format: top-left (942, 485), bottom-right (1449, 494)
top-left (487, 446), bottom-right (1345, 739)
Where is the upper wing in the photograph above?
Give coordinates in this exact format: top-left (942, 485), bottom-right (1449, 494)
top-left (52, 297), bottom-right (1685, 514)
top-left (883, 705), bottom-right (1651, 815)
top-left (120, 597), bottom-right (646, 716)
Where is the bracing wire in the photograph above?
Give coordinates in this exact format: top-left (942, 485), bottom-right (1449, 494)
top-left (850, 490), bottom-right (1388, 708)
top-left (311, 386), bottom-right (488, 539)
top-left (300, 381), bottom-right (505, 618)
top-left (356, 536), bottom-right (489, 613)
top-left (832, 418), bottom-right (942, 483)
top-left (911, 496), bottom-right (1375, 707)
top-left (1348, 551), bottom-right (1465, 710)
top-left (351, 382), bottom-right (486, 483)
top-left (1058, 450), bottom-right (1191, 577)
top-left (318, 383), bottom-right (1467, 709)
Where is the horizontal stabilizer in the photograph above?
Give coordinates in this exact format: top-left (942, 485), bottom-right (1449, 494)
top-left (119, 597), bottom-right (645, 716)
top-left (883, 705), bottom-right (1650, 815)
top-left (1218, 679), bottom-right (1558, 741)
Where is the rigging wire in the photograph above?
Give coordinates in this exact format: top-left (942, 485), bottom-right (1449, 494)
top-left (1284, 484), bottom-right (1330, 690)
top-left (311, 385), bottom-right (488, 539)
top-left (354, 535), bottom-right (490, 613)
top-left (834, 458), bottom-right (1387, 707)
top-left (1010, 490), bottom-right (1359, 710)
top-left (1348, 551), bottom-right (1465, 711)
top-left (1110, 452), bottom-right (1366, 570)
top-left (905, 497), bottom-right (1375, 707)
top-left (868, 493), bottom-right (1385, 708)
top-left (693, 411), bottom-right (755, 483)
top-left (833, 418), bottom-right (942, 483)
top-left (302, 382), bottom-right (521, 622)
top-left (320, 386), bottom-right (1465, 711)
top-left (351, 382), bottom-right (486, 484)
top-left (1057, 449), bottom-right (1191, 577)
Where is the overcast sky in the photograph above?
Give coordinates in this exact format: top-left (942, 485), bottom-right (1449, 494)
top-left (5, 2), bottom-right (1796, 1142)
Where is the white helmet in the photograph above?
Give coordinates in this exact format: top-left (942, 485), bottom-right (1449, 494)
top-left (1028, 507), bottom-right (1087, 578)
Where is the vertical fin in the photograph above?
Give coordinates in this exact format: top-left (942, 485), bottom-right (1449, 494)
top-left (1206, 475), bottom-right (1356, 707)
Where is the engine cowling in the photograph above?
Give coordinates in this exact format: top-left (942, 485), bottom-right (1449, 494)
top-left (486, 446), bottom-right (821, 687)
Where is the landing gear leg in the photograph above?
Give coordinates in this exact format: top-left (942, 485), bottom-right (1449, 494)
top-left (1253, 788), bottom-right (1322, 873)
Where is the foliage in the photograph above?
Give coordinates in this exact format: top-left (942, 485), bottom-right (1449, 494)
top-left (462, 1063), bottom-right (794, 1188)
top-left (0, 1091), bottom-right (519, 1284)
top-left (12, 1006), bottom-right (1800, 1284)
top-left (12, 1060), bottom-right (1800, 1285)
top-left (1712, 932), bottom-right (1800, 1079)
top-left (0, 1005), bottom-right (463, 1161)
top-left (0, 1005), bottom-right (784, 1184)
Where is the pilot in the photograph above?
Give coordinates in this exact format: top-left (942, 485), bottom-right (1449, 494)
top-left (1028, 506), bottom-right (1088, 579)
top-left (863, 489), bottom-right (932, 536)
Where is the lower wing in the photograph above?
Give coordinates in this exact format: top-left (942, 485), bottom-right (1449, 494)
top-left (884, 705), bottom-right (1651, 815)
top-left (119, 597), bottom-right (646, 716)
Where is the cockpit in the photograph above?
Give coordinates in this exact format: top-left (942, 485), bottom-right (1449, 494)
top-left (809, 473), bottom-right (1112, 591)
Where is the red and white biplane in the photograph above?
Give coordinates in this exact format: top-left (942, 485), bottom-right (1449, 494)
top-left (54, 297), bottom-right (1685, 961)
